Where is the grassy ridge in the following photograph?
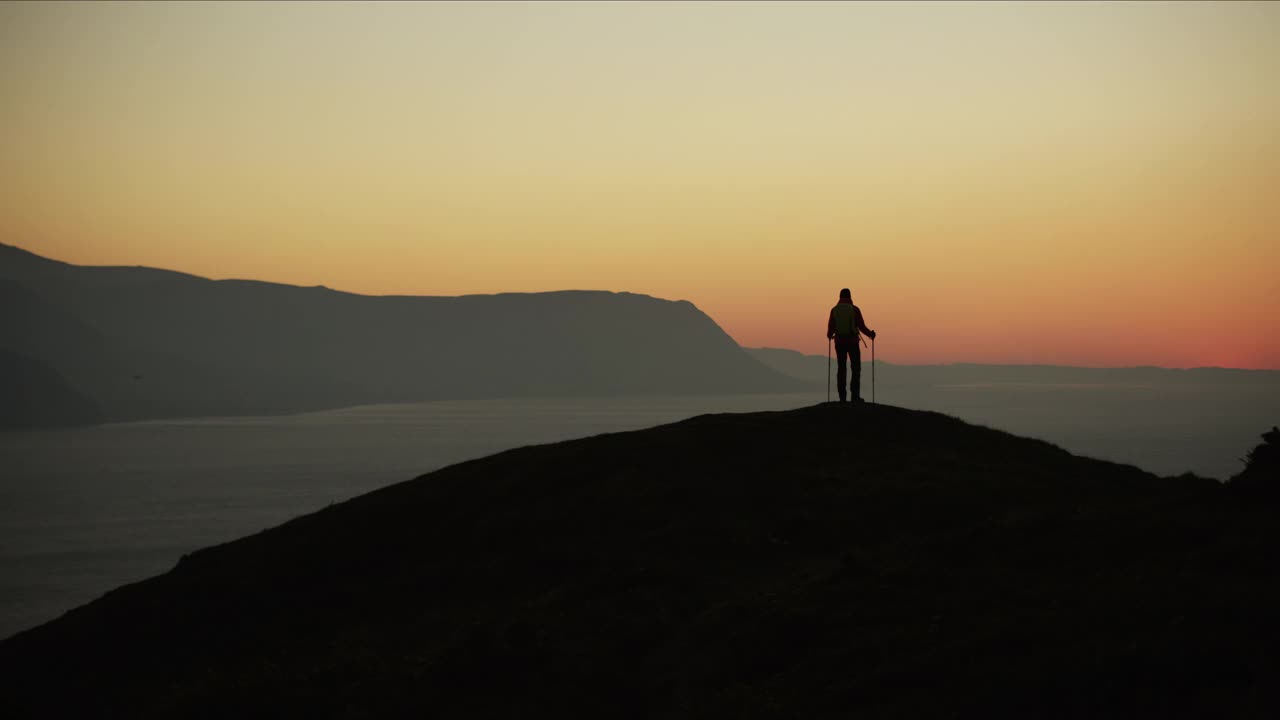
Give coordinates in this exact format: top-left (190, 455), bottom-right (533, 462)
top-left (2, 403), bottom-right (1276, 718)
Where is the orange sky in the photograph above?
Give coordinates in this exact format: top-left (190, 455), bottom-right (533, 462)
top-left (2, 1), bottom-right (1277, 368)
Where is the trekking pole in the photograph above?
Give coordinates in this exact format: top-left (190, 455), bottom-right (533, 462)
top-left (872, 336), bottom-right (876, 404)
top-left (827, 338), bottom-right (832, 403)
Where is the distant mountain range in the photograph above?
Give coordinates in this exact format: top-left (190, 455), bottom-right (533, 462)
top-left (747, 346), bottom-right (1280, 388)
top-left (0, 243), bottom-right (799, 427)
top-left (5, 243), bottom-right (1273, 430)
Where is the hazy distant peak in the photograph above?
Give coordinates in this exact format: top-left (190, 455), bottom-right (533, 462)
top-left (0, 247), bottom-right (797, 426)
top-left (0, 242), bottom-right (68, 267)
top-left (2, 245), bottom-right (709, 307)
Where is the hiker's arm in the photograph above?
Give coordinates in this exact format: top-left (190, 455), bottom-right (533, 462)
top-left (856, 308), bottom-right (876, 340)
top-left (827, 309), bottom-right (835, 339)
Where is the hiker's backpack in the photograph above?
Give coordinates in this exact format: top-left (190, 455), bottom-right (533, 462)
top-left (831, 304), bottom-right (858, 338)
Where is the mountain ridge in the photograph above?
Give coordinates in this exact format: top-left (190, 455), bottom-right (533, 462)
top-left (2, 402), bottom-right (1275, 718)
top-left (0, 244), bottom-right (800, 426)
top-left (0, 242), bottom-right (706, 305)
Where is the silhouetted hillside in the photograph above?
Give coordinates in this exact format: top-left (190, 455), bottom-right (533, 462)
top-left (748, 345), bottom-right (829, 382)
top-left (0, 244), bottom-right (798, 426)
top-left (1230, 426), bottom-right (1280, 497)
top-left (0, 348), bottom-right (101, 428)
top-left (3, 404), bottom-right (1275, 718)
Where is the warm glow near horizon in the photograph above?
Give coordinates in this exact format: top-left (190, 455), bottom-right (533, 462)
top-left (2, 1), bottom-right (1277, 368)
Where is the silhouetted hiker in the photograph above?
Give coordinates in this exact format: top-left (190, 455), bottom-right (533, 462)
top-left (827, 288), bottom-right (875, 403)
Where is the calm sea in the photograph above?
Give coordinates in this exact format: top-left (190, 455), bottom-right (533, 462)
top-left (2, 388), bottom-right (1275, 640)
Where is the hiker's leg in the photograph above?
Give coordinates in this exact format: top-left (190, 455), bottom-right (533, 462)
top-left (851, 343), bottom-right (862, 401)
top-left (835, 341), bottom-right (849, 401)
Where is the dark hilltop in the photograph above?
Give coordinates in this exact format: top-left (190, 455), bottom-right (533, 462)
top-left (2, 404), bottom-right (1278, 718)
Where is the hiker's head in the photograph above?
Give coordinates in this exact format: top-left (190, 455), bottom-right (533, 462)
top-left (839, 288), bottom-right (851, 301)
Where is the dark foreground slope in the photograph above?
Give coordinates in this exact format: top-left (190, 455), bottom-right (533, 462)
top-left (0, 243), bottom-right (795, 426)
top-left (3, 404), bottom-right (1277, 718)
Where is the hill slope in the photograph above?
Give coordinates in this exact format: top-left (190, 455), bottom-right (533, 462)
top-left (0, 348), bottom-right (101, 428)
top-left (2, 403), bottom-right (1275, 718)
top-left (0, 243), bottom-right (797, 426)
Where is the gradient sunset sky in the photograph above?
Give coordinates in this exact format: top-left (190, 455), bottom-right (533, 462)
top-left (2, 1), bottom-right (1277, 368)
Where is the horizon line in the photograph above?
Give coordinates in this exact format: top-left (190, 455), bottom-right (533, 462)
top-left (6, 242), bottom-right (1277, 373)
